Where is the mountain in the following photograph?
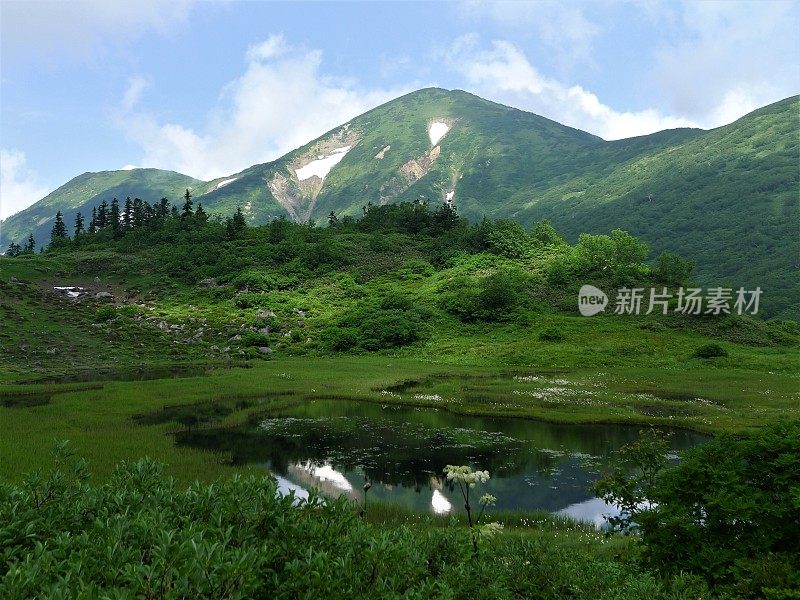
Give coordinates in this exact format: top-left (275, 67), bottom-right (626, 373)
top-left (0, 168), bottom-right (208, 248)
top-left (2, 89), bottom-right (797, 316)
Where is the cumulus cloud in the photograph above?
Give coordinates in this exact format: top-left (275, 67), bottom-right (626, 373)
top-left (0, 149), bottom-right (50, 221)
top-left (653, 1), bottom-right (800, 122)
top-left (445, 36), bottom-right (697, 140)
top-left (0, 0), bottom-right (194, 60)
top-left (117, 35), bottom-right (412, 180)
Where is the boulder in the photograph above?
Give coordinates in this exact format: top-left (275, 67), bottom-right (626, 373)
top-left (257, 346), bottom-right (273, 354)
top-left (95, 291), bottom-right (113, 299)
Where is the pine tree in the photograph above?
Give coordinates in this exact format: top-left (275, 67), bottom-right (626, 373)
top-left (181, 188), bottom-right (193, 218)
top-left (232, 206), bottom-right (247, 234)
top-left (157, 198), bottom-right (170, 220)
top-left (6, 242), bottom-right (21, 256)
top-left (89, 207), bottom-right (98, 233)
top-left (170, 205), bottom-right (180, 219)
top-left (110, 198), bottom-right (122, 239)
top-left (123, 197), bottom-right (133, 229)
top-left (328, 211), bottom-right (339, 226)
top-left (195, 202), bottom-right (208, 224)
top-left (74, 212), bottom-right (85, 237)
top-left (132, 198), bottom-right (144, 228)
top-left (25, 234), bottom-right (36, 254)
top-left (50, 211), bottom-right (68, 244)
top-left (142, 201), bottom-right (154, 226)
top-left (97, 200), bottom-right (109, 229)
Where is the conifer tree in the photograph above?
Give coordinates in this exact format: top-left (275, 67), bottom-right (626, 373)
top-left (123, 197), bottom-right (133, 229)
top-left (157, 198), bottom-right (170, 220)
top-left (97, 200), bottom-right (109, 229)
top-left (110, 198), bottom-right (122, 239)
top-left (50, 211), bottom-right (68, 244)
top-left (74, 212), bottom-right (85, 237)
top-left (181, 188), bottom-right (193, 218)
top-left (195, 202), bottom-right (208, 224)
top-left (132, 198), bottom-right (145, 228)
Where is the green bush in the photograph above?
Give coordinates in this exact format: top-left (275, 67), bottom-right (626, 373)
top-left (229, 270), bottom-right (277, 291)
top-left (440, 272), bottom-right (525, 323)
top-left (644, 422), bottom-right (800, 595)
top-left (1, 445), bottom-right (714, 599)
top-left (693, 343), bottom-right (728, 358)
top-left (326, 295), bottom-right (429, 352)
top-left (538, 326), bottom-right (565, 342)
top-left (234, 292), bottom-right (270, 309)
top-left (239, 332), bottom-right (271, 347)
top-left (94, 306), bottom-right (116, 322)
top-left (358, 310), bottom-right (421, 350)
top-left (486, 220), bottom-right (531, 259)
top-left (325, 327), bottom-right (360, 351)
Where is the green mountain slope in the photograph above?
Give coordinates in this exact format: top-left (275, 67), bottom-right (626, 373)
top-left (517, 97), bottom-right (799, 318)
top-left (1, 169), bottom-right (205, 249)
top-left (3, 89), bottom-right (796, 316)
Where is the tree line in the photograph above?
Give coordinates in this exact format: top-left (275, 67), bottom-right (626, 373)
top-left (5, 189), bottom-right (248, 256)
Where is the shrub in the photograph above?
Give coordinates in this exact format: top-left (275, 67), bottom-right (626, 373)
top-left (239, 332), bottom-right (271, 347)
top-left (229, 270), bottom-right (277, 292)
top-left (358, 310), bottom-right (421, 350)
top-left (693, 343), bottom-right (728, 358)
top-left (486, 220), bottom-right (531, 259)
top-left (325, 327), bottom-right (361, 351)
top-left (531, 220), bottom-right (565, 247)
top-left (326, 296), bottom-right (429, 352)
top-left (650, 423), bottom-right (799, 594)
top-left (538, 327), bottom-right (565, 342)
top-left (2, 445), bottom-right (715, 599)
top-left (235, 292), bottom-right (270, 309)
top-left (94, 306), bottom-right (116, 322)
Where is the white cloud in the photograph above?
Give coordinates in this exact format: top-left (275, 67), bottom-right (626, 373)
top-left (461, 0), bottom-right (602, 69)
top-left (246, 36), bottom-right (290, 62)
top-left (0, 0), bottom-right (194, 60)
top-left (653, 1), bottom-right (800, 122)
top-left (117, 35), bottom-right (412, 180)
top-left (0, 149), bottom-right (50, 221)
top-left (121, 76), bottom-right (150, 112)
top-left (445, 36), bottom-right (697, 140)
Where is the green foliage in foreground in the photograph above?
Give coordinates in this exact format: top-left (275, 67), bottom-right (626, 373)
top-left (594, 421), bottom-right (800, 598)
top-left (0, 445), bottom-right (713, 600)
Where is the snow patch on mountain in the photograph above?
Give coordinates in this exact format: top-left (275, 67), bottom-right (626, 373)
top-left (214, 177), bottom-right (239, 191)
top-left (428, 122), bottom-right (449, 146)
top-left (294, 146), bottom-right (351, 182)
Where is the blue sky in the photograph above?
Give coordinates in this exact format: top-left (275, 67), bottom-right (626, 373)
top-left (1, 0), bottom-right (798, 219)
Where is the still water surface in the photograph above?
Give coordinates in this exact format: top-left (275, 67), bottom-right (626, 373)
top-left (177, 399), bottom-right (707, 525)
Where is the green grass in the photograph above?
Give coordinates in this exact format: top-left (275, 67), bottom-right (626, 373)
top-left (1, 356), bottom-right (797, 484)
